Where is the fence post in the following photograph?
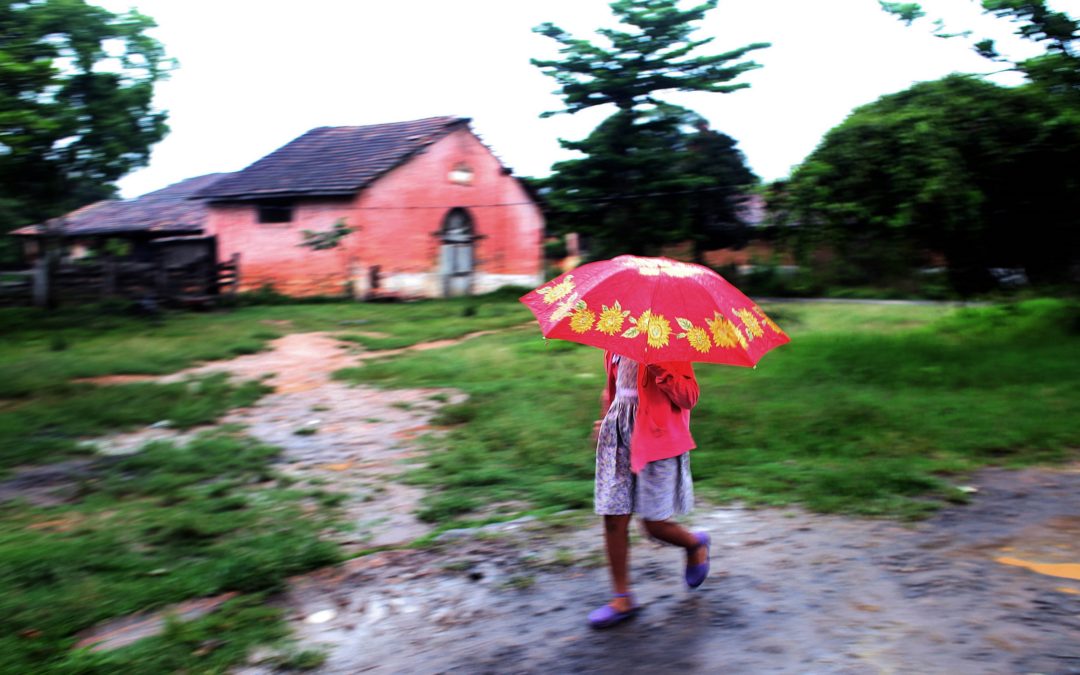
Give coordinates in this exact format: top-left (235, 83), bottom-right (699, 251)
top-left (103, 258), bottom-right (117, 298)
top-left (155, 263), bottom-right (168, 302)
top-left (32, 254), bottom-right (56, 308)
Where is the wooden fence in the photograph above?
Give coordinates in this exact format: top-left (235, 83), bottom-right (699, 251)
top-left (0, 244), bottom-right (239, 308)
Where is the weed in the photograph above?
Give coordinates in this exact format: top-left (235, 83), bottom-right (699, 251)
top-left (502, 574), bottom-right (536, 590)
top-left (441, 559), bottom-right (474, 572)
top-left (311, 490), bottom-right (348, 508)
top-left (281, 649), bottom-right (328, 670)
top-left (551, 548), bottom-right (576, 567)
top-left (431, 401), bottom-right (479, 426)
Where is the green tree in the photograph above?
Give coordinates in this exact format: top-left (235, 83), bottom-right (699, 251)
top-left (532, 0), bottom-right (766, 258)
top-left (0, 0), bottom-right (172, 263)
top-left (789, 75), bottom-right (1079, 294)
top-left (880, 0), bottom-right (1078, 103)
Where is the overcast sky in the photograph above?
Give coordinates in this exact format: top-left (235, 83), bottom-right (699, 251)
top-left (94, 0), bottom-right (1073, 198)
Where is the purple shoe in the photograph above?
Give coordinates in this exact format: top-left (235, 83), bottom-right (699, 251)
top-left (685, 531), bottom-right (711, 589)
top-left (587, 593), bottom-right (638, 629)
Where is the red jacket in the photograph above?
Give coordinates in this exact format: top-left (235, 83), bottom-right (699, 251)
top-left (602, 351), bottom-right (699, 473)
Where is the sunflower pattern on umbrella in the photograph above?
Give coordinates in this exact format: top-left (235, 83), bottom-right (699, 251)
top-left (559, 300), bottom-right (784, 355)
top-left (521, 255), bottom-right (790, 367)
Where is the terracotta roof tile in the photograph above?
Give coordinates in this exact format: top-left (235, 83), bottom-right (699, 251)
top-left (195, 116), bottom-right (469, 200)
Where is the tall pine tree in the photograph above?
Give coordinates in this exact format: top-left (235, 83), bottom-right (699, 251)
top-left (532, 0), bottom-right (766, 258)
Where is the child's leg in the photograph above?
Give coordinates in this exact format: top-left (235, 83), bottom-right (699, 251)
top-left (642, 519), bottom-right (708, 566)
top-left (603, 514), bottom-right (634, 610)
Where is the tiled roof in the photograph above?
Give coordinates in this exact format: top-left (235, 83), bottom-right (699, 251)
top-left (13, 173), bottom-right (229, 237)
top-left (195, 116), bottom-right (469, 200)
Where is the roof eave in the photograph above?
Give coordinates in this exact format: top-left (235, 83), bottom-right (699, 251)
top-left (196, 188), bottom-right (362, 202)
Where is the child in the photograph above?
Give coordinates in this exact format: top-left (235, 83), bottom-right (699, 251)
top-left (588, 350), bottom-right (709, 629)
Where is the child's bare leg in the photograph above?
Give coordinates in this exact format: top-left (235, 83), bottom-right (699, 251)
top-left (642, 519), bottom-right (707, 566)
top-left (603, 514), bottom-right (633, 610)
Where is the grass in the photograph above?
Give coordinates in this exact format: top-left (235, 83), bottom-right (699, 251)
top-left (0, 288), bottom-right (533, 672)
top-left (0, 374), bottom-right (270, 474)
top-left (0, 432), bottom-right (341, 675)
top-left (0, 288), bottom-right (532, 472)
top-left (336, 298), bottom-right (1080, 521)
top-left (2, 291), bottom-right (1077, 671)
top-left (0, 289), bottom-right (533, 400)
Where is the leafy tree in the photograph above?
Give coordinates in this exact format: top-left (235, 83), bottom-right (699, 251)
top-left (880, 0), bottom-right (1078, 103)
top-left (532, 0), bottom-right (766, 258)
top-left (788, 75), bottom-right (1079, 294)
top-left (0, 0), bottom-right (172, 263)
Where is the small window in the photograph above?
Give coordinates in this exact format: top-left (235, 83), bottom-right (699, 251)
top-left (257, 201), bottom-right (294, 224)
top-left (448, 163), bottom-right (474, 185)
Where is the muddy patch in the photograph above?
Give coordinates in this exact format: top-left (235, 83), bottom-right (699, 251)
top-left (6, 333), bottom-right (468, 548)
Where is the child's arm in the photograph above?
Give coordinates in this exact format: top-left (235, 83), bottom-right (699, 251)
top-left (647, 363), bottom-right (699, 410)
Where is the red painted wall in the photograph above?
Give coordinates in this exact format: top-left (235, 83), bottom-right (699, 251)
top-left (204, 127), bottom-right (544, 297)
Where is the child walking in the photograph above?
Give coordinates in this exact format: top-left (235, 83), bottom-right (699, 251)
top-left (588, 350), bottom-right (710, 629)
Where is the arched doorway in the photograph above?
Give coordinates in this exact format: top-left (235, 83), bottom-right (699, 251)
top-left (439, 208), bottom-right (474, 297)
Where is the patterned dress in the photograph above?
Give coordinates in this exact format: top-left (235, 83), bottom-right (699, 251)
top-left (594, 355), bottom-right (694, 520)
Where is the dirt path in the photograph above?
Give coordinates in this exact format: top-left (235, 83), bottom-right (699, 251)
top-left (235, 463), bottom-right (1080, 675)
top-left (84, 331), bottom-right (472, 548)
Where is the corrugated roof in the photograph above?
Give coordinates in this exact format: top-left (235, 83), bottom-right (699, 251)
top-left (195, 116), bottom-right (470, 200)
top-left (13, 173), bottom-right (229, 237)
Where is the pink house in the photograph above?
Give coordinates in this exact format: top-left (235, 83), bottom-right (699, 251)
top-left (195, 116), bottom-right (544, 297)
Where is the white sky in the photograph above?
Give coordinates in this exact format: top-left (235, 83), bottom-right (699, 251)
top-left (93, 0), bottom-right (1076, 198)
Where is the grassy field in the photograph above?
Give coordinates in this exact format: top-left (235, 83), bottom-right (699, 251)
top-left (0, 432), bottom-right (339, 674)
top-left (1, 293), bottom-right (1077, 672)
top-left (0, 292), bottom-right (529, 474)
top-left (338, 298), bottom-right (1080, 522)
top-left (0, 292), bottom-right (528, 674)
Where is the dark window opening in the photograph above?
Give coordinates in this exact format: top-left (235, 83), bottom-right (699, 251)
top-left (257, 201), bottom-right (294, 224)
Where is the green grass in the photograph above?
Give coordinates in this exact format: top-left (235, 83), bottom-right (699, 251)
top-left (337, 298), bottom-right (1080, 521)
top-left (0, 433), bottom-right (341, 675)
top-left (0, 289), bottom-right (533, 399)
top-left (0, 374), bottom-right (270, 473)
top-left (0, 289), bottom-right (532, 471)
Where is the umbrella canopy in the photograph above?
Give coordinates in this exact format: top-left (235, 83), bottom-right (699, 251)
top-left (520, 255), bottom-right (789, 367)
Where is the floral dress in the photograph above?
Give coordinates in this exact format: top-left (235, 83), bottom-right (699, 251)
top-left (594, 355), bottom-right (694, 520)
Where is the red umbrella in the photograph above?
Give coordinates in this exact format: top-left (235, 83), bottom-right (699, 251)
top-left (520, 255), bottom-right (789, 367)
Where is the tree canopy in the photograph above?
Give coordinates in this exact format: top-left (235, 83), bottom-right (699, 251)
top-left (533, 0), bottom-right (765, 258)
top-left (0, 0), bottom-right (171, 260)
top-left (787, 74), bottom-right (1079, 293)
top-left (880, 0), bottom-right (1078, 104)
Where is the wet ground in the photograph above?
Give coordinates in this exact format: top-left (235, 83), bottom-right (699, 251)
top-left (41, 332), bottom-right (472, 548)
top-left (7, 332), bottom-right (1078, 673)
top-left (228, 462), bottom-right (1080, 675)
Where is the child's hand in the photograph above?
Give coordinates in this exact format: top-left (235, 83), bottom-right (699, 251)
top-left (592, 419), bottom-right (603, 442)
